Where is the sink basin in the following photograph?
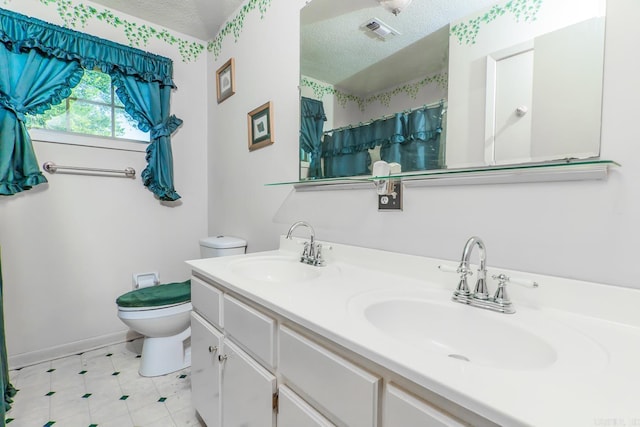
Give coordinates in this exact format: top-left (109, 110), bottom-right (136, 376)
top-left (230, 256), bottom-right (322, 283)
top-left (349, 290), bottom-right (608, 372)
top-left (364, 297), bottom-right (556, 370)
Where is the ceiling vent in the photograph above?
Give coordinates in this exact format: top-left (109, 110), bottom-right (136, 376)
top-left (362, 18), bottom-right (400, 40)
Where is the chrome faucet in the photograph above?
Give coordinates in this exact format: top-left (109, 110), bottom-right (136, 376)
top-left (451, 236), bottom-right (516, 314)
top-left (285, 221), bottom-right (325, 266)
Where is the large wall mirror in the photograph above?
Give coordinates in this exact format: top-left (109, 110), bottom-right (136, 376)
top-left (299, 0), bottom-right (606, 180)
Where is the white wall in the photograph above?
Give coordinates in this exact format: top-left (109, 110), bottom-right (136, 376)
top-left (209, 0), bottom-right (640, 290)
top-left (0, 1), bottom-right (209, 366)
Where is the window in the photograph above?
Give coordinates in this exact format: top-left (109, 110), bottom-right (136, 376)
top-left (26, 69), bottom-right (149, 142)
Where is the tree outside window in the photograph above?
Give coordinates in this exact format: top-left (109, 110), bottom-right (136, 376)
top-left (26, 69), bottom-right (149, 142)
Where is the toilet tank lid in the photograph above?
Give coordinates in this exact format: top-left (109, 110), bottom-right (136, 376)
top-left (200, 235), bottom-right (247, 249)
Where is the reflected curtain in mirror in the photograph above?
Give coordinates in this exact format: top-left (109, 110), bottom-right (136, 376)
top-left (322, 103), bottom-right (444, 178)
top-left (299, 97), bottom-right (327, 179)
top-left (382, 103), bottom-right (445, 171)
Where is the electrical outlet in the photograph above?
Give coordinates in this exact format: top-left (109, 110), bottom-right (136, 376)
top-left (378, 180), bottom-right (402, 211)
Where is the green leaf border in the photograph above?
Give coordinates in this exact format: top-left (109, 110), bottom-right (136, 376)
top-left (3, 0), bottom-right (275, 62)
top-left (450, 0), bottom-right (544, 45)
top-left (207, 0), bottom-right (272, 59)
top-left (301, 73), bottom-right (448, 112)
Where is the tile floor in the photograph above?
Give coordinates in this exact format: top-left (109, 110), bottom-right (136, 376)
top-left (5, 339), bottom-right (205, 427)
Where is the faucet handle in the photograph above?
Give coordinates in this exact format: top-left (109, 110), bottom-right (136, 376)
top-left (491, 274), bottom-right (539, 289)
top-left (491, 274), bottom-right (514, 313)
top-left (301, 241), bottom-right (310, 261)
top-left (438, 264), bottom-right (473, 276)
top-left (314, 243), bottom-right (325, 266)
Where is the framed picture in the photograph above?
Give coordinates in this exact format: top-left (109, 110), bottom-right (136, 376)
top-left (247, 101), bottom-right (274, 151)
top-left (216, 58), bottom-right (235, 103)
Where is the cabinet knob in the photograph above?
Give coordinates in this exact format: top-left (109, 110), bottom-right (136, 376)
top-left (208, 345), bottom-right (218, 354)
top-left (218, 354), bottom-right (228, 363)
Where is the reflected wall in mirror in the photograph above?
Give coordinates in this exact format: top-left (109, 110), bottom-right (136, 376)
top-left (447, 0), bottom-right (606, 168)
top-left (299, 0), bottom-right (606, 180)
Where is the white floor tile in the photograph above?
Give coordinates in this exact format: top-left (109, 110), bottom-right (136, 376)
top-left (145, 415), bottom-right (178, 427)
top-left (52, 411), bottom-right (92, 427)
top-left (5, 409), bottom-right (52, 426)
top-left (6, 393), bottom-right (49, 419)
top-left (129, 401), bottom-right (172, 425)
top-left (7, 339), bottom-right (194, 427)
top-left (170, 406), bottom-right (206, 426)
top-left (162, 388), bottom-right (192, 414)
top-left (49, 387), bottom-right (91, 419)
top-left (88, 397), bottom-right (131, 421)
top-left (98, 412), bottom-right (135, 427)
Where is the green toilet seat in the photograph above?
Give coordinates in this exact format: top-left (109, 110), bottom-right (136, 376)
top-left (116, 280), bottom-right (191, 308)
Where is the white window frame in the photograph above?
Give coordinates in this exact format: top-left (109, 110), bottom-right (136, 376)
top-left (27, 69), bottom-right (149, 152)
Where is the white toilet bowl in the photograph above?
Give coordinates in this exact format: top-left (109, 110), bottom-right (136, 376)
top-left (117, 301), bottom-right (193, 377)
top-left (116, 235), bottom-right (247, 377)
top-left (116, 281), bottom-right (193, 377)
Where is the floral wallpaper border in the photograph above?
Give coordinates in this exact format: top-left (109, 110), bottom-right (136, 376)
top-left (450, 0), bottom-right (544, 45)
top-left (4, 0), bottom-right (544, 62)
top-left (2, 0), bottom-right (274, 62)
top-left (301, 73), bottom-right (448, 112)
top-left (207, 0), bottom-right (272, 59)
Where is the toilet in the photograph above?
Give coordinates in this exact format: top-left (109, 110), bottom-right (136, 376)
top-left (116, 235), bottom-right (247, 377)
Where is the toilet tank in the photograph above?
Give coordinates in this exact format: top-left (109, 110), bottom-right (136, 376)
top-left (199, 236), bottom-right (247, 258)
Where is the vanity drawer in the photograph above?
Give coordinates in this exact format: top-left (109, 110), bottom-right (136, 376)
top-left (384, 384), bottom-right (466, 427)
top-left (278, 326), bottom-right (380, 427)
top-left (190, 276), bottom-right (223, 328)
top-left (278, 385), bottom-right (336, 427)
top-left (223, 294), bottom-right (276, 369)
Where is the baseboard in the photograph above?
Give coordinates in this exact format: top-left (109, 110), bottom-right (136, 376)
top-left (8, 330), bottom-right (142, 370)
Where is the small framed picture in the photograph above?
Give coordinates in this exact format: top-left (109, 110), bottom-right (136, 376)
top-left (247, 101), bottom-right (274, 151)
top-left (216, 58), bottom-right (235, 103)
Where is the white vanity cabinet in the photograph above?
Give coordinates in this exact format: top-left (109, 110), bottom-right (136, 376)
top-left (191, 312), bottom-right (222, 427)
top-left (219, 339), bottom-right (276, 427)
top-left (191, 277), bottom-right (277, 427)
top-left (190, 273), bottom-right (485, 427)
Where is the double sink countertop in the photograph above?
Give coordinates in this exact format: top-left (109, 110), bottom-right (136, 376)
top-left (187, 237), bottom-right (640, 427)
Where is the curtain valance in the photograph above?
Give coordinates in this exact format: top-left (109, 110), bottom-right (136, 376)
top-left (0, 8), bottom-right (175, 87)
top-left (0, 7), bottom-right (182, 200)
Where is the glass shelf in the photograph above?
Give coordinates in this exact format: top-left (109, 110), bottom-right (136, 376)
top-left (266, 159), bottom-right (620, 190)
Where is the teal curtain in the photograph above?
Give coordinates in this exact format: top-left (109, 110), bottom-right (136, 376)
top-left (0, 48), bottom-right (83, 195)
top-left (322, 126), bottom-right (374, 178)
top-left (321, 103), bottom-right (444, 177)
top-left (111, 74), bottom-right (182, 201)
top-left (382, 104), bottom-right (444, 172)
top-left (0, 248), bottom-right (17, 424)
top-left (299, 97), bottom-right (326, 179)
top-left (0, 8), bottom-right (181, 200)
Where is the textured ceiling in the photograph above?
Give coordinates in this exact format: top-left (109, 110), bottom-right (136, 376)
top-left (88, 0), bottom-right (245, 40)
top-left (301, 0), bottom-right (498, 95)
top-left (88, 0), bottom-right (500, 95)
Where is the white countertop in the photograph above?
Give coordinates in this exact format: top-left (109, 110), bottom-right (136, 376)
top-left (187, 237), bottom-right (640, 427)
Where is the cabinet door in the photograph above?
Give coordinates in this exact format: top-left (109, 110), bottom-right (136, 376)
top-left (220, 340), bottom-right (276, 427)
top-left (278, 386), bottom-right (335, 427)
top-left (385, 384), bottom-right (466, 427)
top-left (279, 326), bottom-right (379, 427)
top-left (191, 312), bottom-right (223, 427)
